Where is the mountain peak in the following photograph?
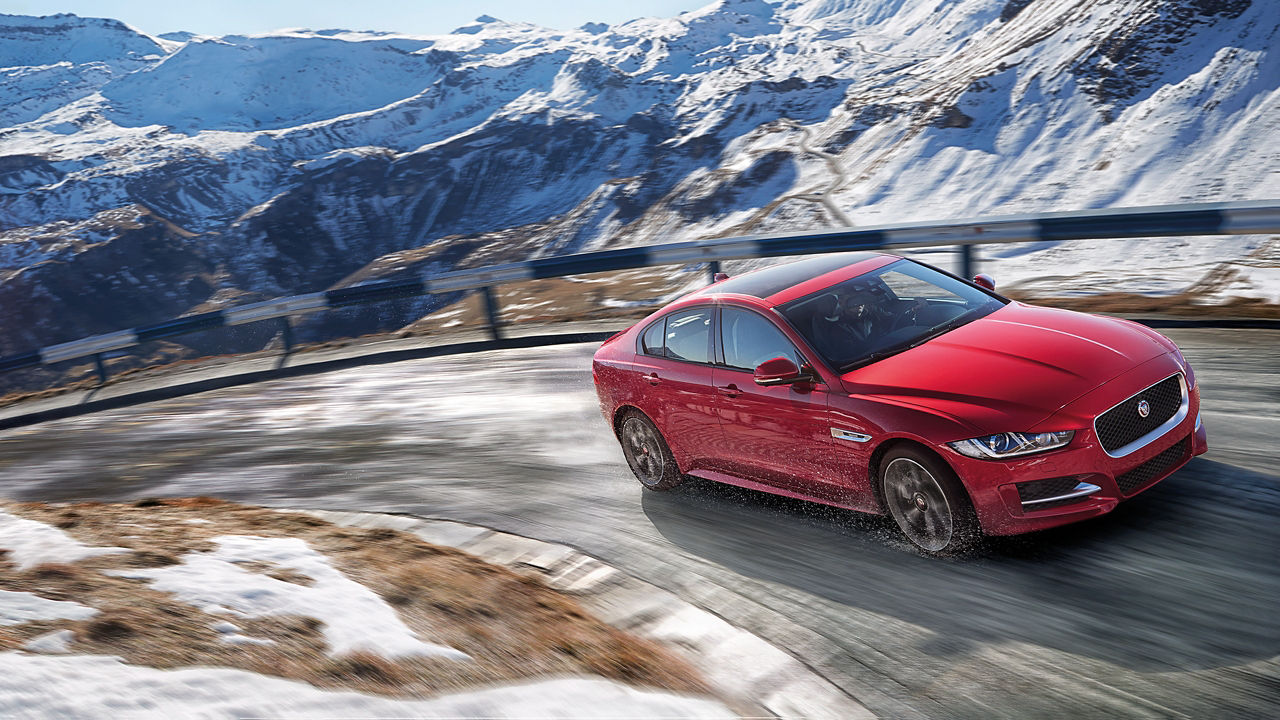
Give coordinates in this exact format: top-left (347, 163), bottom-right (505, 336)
top-left (0, 12), bottom-right (166, 69)
top-left (687, 0), bottom-right (778, 18)
top-left (453, 14), bottom-right (521, 35)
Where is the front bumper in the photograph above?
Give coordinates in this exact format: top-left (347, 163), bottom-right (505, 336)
top-left (948, 359), bottom-right (1208, 536)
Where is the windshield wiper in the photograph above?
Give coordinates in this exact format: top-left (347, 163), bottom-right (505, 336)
top-left (839, 341), bottom-right (915, 372)
top-left (837, 312), bottom-right (979, 372)
top-left (912, 312), bottom-right (975, 346)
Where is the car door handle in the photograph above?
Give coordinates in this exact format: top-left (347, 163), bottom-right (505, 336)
top-left (717, 384), bottom-right (741, 398)
top-left (646, 373), bottom-right (661, 386)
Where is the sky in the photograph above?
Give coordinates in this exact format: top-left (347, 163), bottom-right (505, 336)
top-left (0, 1), bottom-right (713, 36)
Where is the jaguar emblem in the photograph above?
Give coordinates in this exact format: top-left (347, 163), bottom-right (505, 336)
top-left (1137, 399), bottom-right (1150, 418)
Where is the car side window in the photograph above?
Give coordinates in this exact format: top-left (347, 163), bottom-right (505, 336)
top-left (721, 307), bottom-right (803, 371)
top-left (663, 308), bottom-right (712, 363)
top-left (640, 318), bottom-right (665, 356)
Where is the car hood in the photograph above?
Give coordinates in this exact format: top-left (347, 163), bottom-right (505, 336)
top-left (839, 303), bottom-right (1171, 434)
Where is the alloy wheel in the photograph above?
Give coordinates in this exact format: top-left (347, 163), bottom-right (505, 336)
top-left (622, 416), bottom-right (666, 487)
top-left (883, 457), bottom-right (954, 552)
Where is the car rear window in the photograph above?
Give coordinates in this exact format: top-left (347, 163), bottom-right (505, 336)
top-left (640, 319), bottom-right (665, 356)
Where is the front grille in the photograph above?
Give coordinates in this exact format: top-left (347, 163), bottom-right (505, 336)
top-left (1095, 374), bottom-right (1183, 454)
top-left (1115, 437), bottom-right (1190, 495)
top-left (1017, 476), bottom-right (1088, 510)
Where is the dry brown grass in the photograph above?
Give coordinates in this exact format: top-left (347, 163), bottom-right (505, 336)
top-left (0, 498), bottom-right (708, 699)
top-left (397, 269), bottom-right (681, 337)
top-left (1002, 290), bottom-right (1280, 318)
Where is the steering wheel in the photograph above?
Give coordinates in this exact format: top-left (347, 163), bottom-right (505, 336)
top-left (889, 299), bottom-right (925, 332)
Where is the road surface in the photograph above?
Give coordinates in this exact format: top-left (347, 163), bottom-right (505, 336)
top-left (0, 327), bottom-right (1275, 719)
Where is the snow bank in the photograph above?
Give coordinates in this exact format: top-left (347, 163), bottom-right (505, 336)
top-left (0, 653), bottom-right (735, 719)
top-left (0, 590), bottom-right (97, 626)
top-left (22, 630), bottom-right (76, 654)
top-left (0, 510), bottom-right (125, 570)
top-left (112, 535), bottom-right (467, 660)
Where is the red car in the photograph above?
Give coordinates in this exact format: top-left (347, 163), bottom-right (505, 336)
top-left (592, 252), bottom-right (1208, 554)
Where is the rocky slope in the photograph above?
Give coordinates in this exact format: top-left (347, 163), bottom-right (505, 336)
top-left (0, 0), bottom-right (1276, 386)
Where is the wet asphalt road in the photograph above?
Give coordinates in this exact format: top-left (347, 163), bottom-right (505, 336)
top-left (0, 327), bottom-right (1276, 719)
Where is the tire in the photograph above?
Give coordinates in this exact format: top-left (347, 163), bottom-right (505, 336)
top-left (618, 411), bottom-right (684, 491)
top-left (879, 445), bottom-right (982, 555)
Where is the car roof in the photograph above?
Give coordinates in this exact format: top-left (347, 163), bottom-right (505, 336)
top-left (693, 252), bottom-right (897, 307)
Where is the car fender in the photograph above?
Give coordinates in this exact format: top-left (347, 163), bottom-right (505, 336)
top-left (829, 392), bottom-right (983, 506)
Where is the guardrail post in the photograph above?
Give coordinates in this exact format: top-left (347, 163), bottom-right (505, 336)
top-left (92, 353), bottom-right (108, 384)
top-left (279, 317), bottom-right (295, 354)
top-left (480, 287), bottom-right (503, 341)
top-left (707, 260), bottom-right (721, 284)
top-left (958, 244), bottom-right (976, 280)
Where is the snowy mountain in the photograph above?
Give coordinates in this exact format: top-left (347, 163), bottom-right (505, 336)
top-left (0, 1), bottom-right (1277, 376)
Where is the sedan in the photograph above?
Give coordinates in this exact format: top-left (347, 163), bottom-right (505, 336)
top-left (592, 252), bottom-right (1208, 554)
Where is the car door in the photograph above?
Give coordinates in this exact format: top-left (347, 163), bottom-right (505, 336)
top-left (711, 305), bottom-right (849, 500)
top-left (630, 305), bottom-right (722, 472)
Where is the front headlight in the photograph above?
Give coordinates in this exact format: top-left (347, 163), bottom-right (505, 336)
top-left (948, 430), bottom-right (1074, 459)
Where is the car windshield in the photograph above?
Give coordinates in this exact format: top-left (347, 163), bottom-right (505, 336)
top-left (778, 259), bottom-right (1006, 372)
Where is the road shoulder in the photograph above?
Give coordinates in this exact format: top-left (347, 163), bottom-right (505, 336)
top-left (303, 508), bottom-right (877, 720)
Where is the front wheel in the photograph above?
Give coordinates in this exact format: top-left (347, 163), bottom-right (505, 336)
top-left (880, 446), bottom-right (981, 554)
top-left (618, 411), bottom-right (684, 491)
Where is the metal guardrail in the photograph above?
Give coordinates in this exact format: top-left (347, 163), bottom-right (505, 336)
top-left (2, 200), bottom-right (1277, 380)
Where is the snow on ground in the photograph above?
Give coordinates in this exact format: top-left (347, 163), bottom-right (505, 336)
top-left (0, 505), bottom-right (728, 715)
top-left (0, 653), bottom-right (736, 719)
top-left (0, 509), bottom-right (125, 570)
top-left (21, 630), bottom-right (75, 654)
top-left (210, 620), bottom-right (276, 646)
top-left (0, 590), bottom-right (97, 626)
top-left (111, 534), bottom-right (469, 660)
top-left (1214, 264), bottom-right (1280, 304)
top-left (938, 235), bottom-right (1267, 298)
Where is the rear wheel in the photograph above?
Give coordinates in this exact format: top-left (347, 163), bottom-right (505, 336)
top-left (880, 446), bottom-right (981, 554)
top-left (618, 412), bottom-right (684, 491)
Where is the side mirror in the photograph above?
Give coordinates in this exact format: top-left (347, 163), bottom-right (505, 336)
top-left (754, 357), bottom-right (814, 387)
top-left (973, 273), bottom-right (995, 291)
top-left (712, 272), bottom-right (730, 283)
